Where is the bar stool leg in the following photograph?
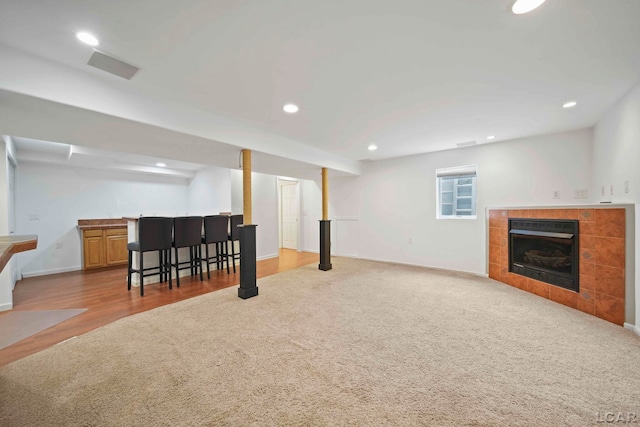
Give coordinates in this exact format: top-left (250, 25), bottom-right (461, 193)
top-left (174, 246), bottom-right (180, 287)
top-left (205, 243), bottom-right (211, 279)
top-left (232, 240), bottom-right (236, 273)
top-left (158, 251), bottom-right (162, 283)
top-left (215, 242), bottom-right (220, 270)
top-left (127, 250), bottom-right (132, 290)
top-left (140, 252), bottom-right (144, 297)
top-left (201, 245), bottom-right (204, 281)
top-left (192, 246), bottom-right (197, 276)
top-left (167, 249), bottom-right (172, 289)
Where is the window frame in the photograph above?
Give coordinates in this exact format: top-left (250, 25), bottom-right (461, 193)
top-left (436, 165), bottom-right (478, 220)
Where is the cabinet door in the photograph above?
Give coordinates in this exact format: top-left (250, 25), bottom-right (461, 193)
top-left (83, 231), bottom-right (105, 269)
top-left (105, 228), bottom-right (129, 266)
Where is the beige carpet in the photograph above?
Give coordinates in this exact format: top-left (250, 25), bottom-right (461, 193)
top-left (1, 258), bottom-right (639, 426)
top-left (0, 309), bottom-right (87, 350)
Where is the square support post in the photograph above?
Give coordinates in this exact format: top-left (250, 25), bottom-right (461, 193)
top-left (238, 224), bottom-right (259, 299)
top-left (319, 220), bottom-right (332, 271)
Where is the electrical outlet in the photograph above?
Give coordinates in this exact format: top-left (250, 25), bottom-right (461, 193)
top-left (574, 189), bottom-right (588, 199)
top-left (552, 190), bottom-right (560, 199)
top-left (408, 237), bottom-right (413, 244)
top-left (610, 184), bottom-right (614, 196)
top-left (625, 180), bottom-right (629, 194)
top-left (601, 186), bottom-right (605, 196)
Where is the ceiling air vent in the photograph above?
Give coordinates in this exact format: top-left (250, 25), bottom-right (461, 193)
top-left (87, 50), bottom-right (139, 80)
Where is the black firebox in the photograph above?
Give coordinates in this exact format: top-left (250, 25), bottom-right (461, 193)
top-left (509, 218), bottom-right (579, 292)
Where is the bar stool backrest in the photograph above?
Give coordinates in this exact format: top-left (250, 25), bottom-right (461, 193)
top-left (229, 214), bottom-right (243, 241)
top-left (139, 217), bottom-right (173, 252)
top-left (174, 216), bottom-right (203, 248)
top-left (203, 215), bottom-right (229, 243)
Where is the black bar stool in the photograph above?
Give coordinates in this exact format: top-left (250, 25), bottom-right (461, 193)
top-left (227, 214), bottom-right (243, 273)
top-left (172, 216), bottom-right (204, 286)
top-left (127, 217), bottom-right (173, 297)
top-left (202, 215), bottom-right (230, 278)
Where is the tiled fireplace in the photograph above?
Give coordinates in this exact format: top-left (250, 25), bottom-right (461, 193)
top-left (488, 208), bottom-right (626, 325)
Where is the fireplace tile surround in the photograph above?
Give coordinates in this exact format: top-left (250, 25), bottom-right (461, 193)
top-left (488, 207), bottom-right (626, 325)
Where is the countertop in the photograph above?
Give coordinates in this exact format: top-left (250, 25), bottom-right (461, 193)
top-left (0, 235), bottom-right (38, 274)
top-left (77, 219), bottom-right (128, 230)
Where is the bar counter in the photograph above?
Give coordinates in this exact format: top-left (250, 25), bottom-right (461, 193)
top-left (0, 235), bottom-right (38, 274)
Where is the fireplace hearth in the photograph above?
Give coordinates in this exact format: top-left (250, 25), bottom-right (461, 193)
top-left (509, 218), bottom-right (579, 292)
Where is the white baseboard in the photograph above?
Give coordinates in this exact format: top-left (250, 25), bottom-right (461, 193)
top-left (334, 252), bottom-right (359, 258)
top-left (22, 266), bottom-right (82, 279)
top-left (623, 323), bottom-right (640, 337)
top-left (350, 255), bottom-right (488, 278)
top-left (257, 253), bottom-right (279, 261)
top-left (0, 302), bottom-right (13, 312)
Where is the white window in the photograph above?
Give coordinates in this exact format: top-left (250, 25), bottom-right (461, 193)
top-left (436, 165), bottom-right (477, 219)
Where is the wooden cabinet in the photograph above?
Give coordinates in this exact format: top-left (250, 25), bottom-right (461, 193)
top-left (83, 230), bottom-right (105, 269)
top-left (104, 228), bottom-right (128, 266)
top-left (81, 227), bottom-right (128, 270)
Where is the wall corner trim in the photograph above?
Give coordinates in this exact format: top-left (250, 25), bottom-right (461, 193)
top-left (623, 323), bottom-right (640, 337)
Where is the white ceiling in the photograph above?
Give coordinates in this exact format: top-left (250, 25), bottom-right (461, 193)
top-left (1, 0), bottom-right (639, 176)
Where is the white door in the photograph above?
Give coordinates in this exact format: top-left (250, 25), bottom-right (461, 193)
top-left (281, 183), bottom-right (298, 249)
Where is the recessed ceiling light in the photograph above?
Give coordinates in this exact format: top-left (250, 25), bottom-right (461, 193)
top-left (156, 162), bottom-right (166, 167)
top-left (562, 101), bottom-right (577, 109)
top-left (368, 144), bottom-right (378, 151)
top-left (76, 31), bottom-right (99, 46)
top-left (283, 104), bottom-right (299, 113)
top-left (486, 135), bottom-right (496, 140)
top-left (511, 0), bottom-right (547, 15)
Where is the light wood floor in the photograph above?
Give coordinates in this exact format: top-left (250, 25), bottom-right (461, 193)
top-left (0, 249), bottom-right (318, 367)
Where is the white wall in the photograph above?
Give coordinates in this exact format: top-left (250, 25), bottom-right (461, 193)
top-left (15, 163), bottom-right (192, 277)
top-left (330, 129), bottom-right (593, 274)
top-left (230, 170), bottom-right (279, 260)
top-left (301, 179), bottom-right (322, 253)
top-left (593, 81), bottom-right (640, 330)
top-left (187, 166), bottom-right (232, 215)
top-left (231, 169), bottom-right (322, 258)
top-left (0, 137), bottom-right (11, 310)
top-left (231, 169), bottom-right (243, 215)
top-left (636, 205), bottom-right (640, 333)
top-left (5, 136), bottom-right (17, 290)
top-left (593, 83), bottom-right (640, 204)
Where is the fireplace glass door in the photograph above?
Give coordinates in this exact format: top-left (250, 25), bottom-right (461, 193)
top-left (509, 219), bottom-right (579, 292)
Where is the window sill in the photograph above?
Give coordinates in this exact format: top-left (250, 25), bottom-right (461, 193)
top-left (436, 216), bottom-right (477, 220)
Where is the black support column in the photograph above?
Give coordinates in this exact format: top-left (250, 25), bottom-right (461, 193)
top-left (238, 224), bottom-right (258, 299)
top-left (319, 220), bottom-right (332, 271)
